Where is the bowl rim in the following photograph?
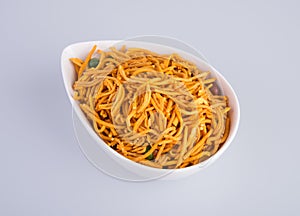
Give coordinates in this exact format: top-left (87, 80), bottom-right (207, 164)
top-left (61, 40), bottom-right (240, 174)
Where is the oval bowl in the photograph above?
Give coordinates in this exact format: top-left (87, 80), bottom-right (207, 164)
top-left (61, 40), bottom-right (240, 181)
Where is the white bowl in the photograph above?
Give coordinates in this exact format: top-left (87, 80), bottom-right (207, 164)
top-left (61, 40), bottom-right (240, 181)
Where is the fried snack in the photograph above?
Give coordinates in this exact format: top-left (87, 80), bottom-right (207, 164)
top-left (71, 45), bottom-right (230, 169)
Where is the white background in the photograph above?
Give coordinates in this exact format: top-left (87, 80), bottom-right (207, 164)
top-left (1, 0), bottom-right (299, 215)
